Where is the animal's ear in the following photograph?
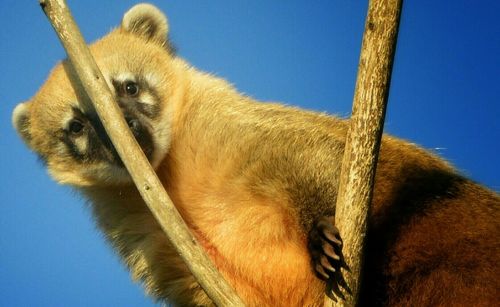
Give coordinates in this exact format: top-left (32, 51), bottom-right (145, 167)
top-left (121, 3), bottom-right (169, 45)
top-left (12, 102), bottom-right (32, 145)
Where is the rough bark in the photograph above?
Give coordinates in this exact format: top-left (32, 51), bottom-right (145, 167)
top-left (325, 0), bottom-right (402, 306)
top-left (38, 0), bottom-right (245, 305)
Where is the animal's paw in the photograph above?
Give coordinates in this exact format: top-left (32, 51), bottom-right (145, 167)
top-left (308, 216), bottom-right (351, 301)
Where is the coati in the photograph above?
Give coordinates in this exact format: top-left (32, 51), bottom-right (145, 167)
top-left (12, 3), bottom-right (499, 306)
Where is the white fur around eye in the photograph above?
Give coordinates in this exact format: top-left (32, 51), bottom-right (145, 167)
top-left (144, 72), bottom-right (160, 88)
top-left (139, 92), bottom-right (156, 105)
top-left (62, 112), bottom-right (76, 131)
top-left (114, 72), bottom-right (136, 83)
top-left (74, 135), bottom-right (88, 153)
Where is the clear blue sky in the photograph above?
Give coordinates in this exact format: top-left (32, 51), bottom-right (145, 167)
top-left (1, 1), bottom-right (498, 306)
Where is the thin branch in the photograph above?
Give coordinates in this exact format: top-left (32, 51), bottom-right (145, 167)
top-left (38, 0), bottom-right (245, 305)
top-left (325, 0), bottom-right (403, 306)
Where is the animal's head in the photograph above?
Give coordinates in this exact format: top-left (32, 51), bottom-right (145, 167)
top-left (12, 4), bottom-right (179, 186)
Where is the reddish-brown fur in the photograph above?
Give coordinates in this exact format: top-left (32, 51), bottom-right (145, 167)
top-left (361, 139), bottom-right (500, 306)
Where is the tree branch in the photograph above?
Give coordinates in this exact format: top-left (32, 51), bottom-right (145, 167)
top-left (325, 0), bottom-right (402, 306)
top-left (38, 0), bottom-right (245, 305)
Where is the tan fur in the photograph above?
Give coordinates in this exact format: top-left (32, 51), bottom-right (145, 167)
top-left (13, 4), bottom-right (499, 306)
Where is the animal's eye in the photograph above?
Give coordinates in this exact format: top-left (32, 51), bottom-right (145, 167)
top-left (124, 81), bottom-right (139, 96)
top-left (68, 119), bottom-right (84, 135)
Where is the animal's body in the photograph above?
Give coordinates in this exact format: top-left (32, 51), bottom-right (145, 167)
top-left (12, 4), bottom-right (499, 306)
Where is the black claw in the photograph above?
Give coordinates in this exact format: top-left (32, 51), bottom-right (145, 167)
top-left (330, 278), bottom-right (346, 301)
top-left (337, 273), bottom-right (352, 295)
top-left (340, 258), bottom-right (351, 272)
top-left (323, 231), bottom-right (343, 247)
top-left (325, 283), bottom-right (338, 302)
top-left (322, 241), bottom-right (340, 260)
top-left (320, 255), bottom-right (336, 273)
top-left (315, 264), bottom-right (330, 280)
